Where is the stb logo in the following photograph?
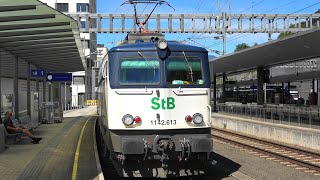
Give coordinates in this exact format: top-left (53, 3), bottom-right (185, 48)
top-left (151, 97), bottom-right (175, 110)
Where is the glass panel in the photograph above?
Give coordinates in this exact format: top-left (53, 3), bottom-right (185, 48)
top-left (56, 3), bottom-right (68, 12)
top-left (73, 76), bottom-right (85, 85)
top-left (81, 21), bottom-right (86, 28)
top-left (82, 4), bottom-right (87, 12)
top-left (120, 58), bottom-right (159, 84)
top-left (77, 3), bottom-right (88, 12)
top-left (165, 58), bottom-right (203, 85)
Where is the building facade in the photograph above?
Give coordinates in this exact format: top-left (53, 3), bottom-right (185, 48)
top-left (39, 0), bottom-right (97, 106)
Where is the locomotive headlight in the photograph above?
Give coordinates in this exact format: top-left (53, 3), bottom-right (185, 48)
top-left (192, 113), bottom-right (203, 124)
top-left (157, 39), bottom-right (168, 50)
top-left (122, 114), bottom-right (134, 126)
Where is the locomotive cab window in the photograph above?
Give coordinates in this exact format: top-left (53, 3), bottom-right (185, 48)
top-left (166, 57), bottom-right (204, 85)
top-left (119, 58), bottom-right (160, 84)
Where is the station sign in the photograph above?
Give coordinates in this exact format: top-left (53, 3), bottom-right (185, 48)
top-left (31, 69), bottom-right (46, 77)
top-left (46, 73), bottom-right (72, 82)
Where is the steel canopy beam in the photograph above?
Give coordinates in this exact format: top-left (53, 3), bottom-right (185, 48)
top-left (12, 48), bottom-right (79, 57)
top-left (1, 37), bottom-right (75, 47)
top-left (0, 33), bottom-right (74, 43)
top-left (0, 22), bottom-right (71, 31)
top-left (0, 5), bottom-right (36, 12)
top-left (5, 42), bottom-right (76, 51)
top-left (0, 14), bottom-right (55, 22)
top-left (23, 53), bottom-right (80, 59)
top-left (0, 28), bottom-right (72, 37)
top-left (11, 46), bottom-right (79, 54)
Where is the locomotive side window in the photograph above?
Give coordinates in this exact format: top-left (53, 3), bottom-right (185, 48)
top-left (119, 58), bottom-right (160, 84)
top-left (165, 57), bottom-right (204, 85)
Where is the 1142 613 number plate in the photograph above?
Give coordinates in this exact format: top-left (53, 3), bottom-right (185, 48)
top-left (150, 120), bottom-right (176, 125)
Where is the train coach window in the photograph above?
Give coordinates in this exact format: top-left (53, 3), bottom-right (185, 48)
top-left (166, 58), bottom-right (203, 85)
top-left (119, 58), bottom-right (160, 84)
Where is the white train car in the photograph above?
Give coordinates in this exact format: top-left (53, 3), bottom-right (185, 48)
top-left (97, 33), bottom-right (214, 178)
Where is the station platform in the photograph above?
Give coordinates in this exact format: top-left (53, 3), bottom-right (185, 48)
top-left (0, 107), bottom-right (103, 180)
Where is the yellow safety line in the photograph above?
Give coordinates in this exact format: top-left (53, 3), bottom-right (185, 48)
top-left (72, 116), bottom-right (92, 180)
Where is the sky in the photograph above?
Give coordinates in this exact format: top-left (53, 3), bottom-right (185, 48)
top-left (96, 0), bottom-right (320, 56)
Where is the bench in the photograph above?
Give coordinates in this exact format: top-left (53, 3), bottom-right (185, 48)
top-left (0, 124), bottom-right (5, 152)
top-left (17, 116), bottom-right (41, 131)
top-left (1, 124), bottom-right (22, 144)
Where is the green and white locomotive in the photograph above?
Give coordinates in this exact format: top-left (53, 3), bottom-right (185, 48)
top-left (97, 33), bottom-right (214, 178)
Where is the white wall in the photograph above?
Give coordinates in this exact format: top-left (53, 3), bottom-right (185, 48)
top-left (40, 0), bottom-right (90, 13)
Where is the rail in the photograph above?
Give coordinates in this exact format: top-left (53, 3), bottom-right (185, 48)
top-left (212, 127), bottom-right (320, 175)
top-left (214, 103), bottom-right (320, 130)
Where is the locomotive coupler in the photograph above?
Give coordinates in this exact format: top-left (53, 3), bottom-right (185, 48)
top-left (143, 140), bottom-right (149, 160)
top-left (117, 153), bottom-right (126, 165)
top-left (160, 153), bottom-right (169, 169)
top-left (184, 141), bottom-right (191, 161)
top-left (179, 143), bottom-right (185, 162)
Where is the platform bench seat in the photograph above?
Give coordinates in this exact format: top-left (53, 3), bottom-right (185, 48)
top-left (18, 116), bottom-right (40, 131)
top-left (1, 124), bottom-right (22, 144)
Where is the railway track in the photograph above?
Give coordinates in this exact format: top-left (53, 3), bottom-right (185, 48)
top-left (211, 127), bottom-right (320, 176)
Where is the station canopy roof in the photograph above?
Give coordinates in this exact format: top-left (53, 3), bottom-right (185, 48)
top-left (0, 0), bottom-right (86, 72)
top-left (209, 28), bottom-right (320, 76)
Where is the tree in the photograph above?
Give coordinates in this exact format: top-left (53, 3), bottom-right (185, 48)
top-left (234, 43), bottom-right (250, 52)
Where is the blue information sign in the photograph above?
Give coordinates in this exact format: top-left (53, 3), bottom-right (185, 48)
top-left (31, 69), bottom-right (46, 77)
top-left (46, 73), bottom-right (72, 81)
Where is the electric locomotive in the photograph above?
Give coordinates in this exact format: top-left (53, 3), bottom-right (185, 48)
top-left (97, 33), bottom-right (215, 178)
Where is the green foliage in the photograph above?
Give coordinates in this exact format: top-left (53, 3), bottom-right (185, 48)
top-left (234, 43), bottom-right (250, 52)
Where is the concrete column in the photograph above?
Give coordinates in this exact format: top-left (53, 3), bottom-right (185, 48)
top-left (36, 77), bottom-right (40, 122)
top-left (257, 66), bottom-right (265, 105)
top-left (281, 82), bottom-right (285, 104)
top-left (213, 74), bottom-right (217, 111)
top-left (14, 57), bottom-right (19, 120)
top-left (236, 85), bottom-right (239, 102)
top-left (43, 77), bottom-right (46, 102)
top-left (48, 83), bottom-right (52, 101)
top-left (0, 51), bottom-right (2, 116)
top-left (312, 79), bottom-right (315, 94)
top-left (318, 80), bottom-right (320, 106)
top-left (27, 62), bottom-right (31, 116)
top-left (252, 84), bottom-right (255, 102)
top-left (64, 82), bottom-right (67, 111)
top-left (222, 72), bottom-right (226, 103)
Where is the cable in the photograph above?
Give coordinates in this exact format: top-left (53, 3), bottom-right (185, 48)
top-left (187, 0), bottom-right (220, 40)
top-left (177, 0), bottom-right (206, 40)
top-left (111, 4), bottom-right (133, 45)
top-left (207, 1), bottom-right (320, 52)
top-left (204, 0), bottom-right (268, 48)
top-left (206, 0), bottom-right (307, 50)
top-left (185, 0), bottom-right (268, 52)
top-left (128, 2), bottom-right (150, 33)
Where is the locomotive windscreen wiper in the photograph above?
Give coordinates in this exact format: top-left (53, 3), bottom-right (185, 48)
top-left (182, 51), bottom-right (194, 82)
top-left (138, 51), bottom-right (157, 76)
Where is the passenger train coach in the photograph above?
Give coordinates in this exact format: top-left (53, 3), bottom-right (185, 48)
top-left (97, 33), bottom-right (215, 178)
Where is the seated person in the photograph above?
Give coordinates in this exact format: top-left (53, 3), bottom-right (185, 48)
top-left (3, 111), bottom-right (42, 144)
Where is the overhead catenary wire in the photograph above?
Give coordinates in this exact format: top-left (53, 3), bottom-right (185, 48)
top-left (206, 0), bottom-right (320, 50)
top-left (185, 0), bottom-right (267, 53)
top-left (206, 0), bottom-right (296, 48)
top-left (177, 0), bottom-right (206, 41)
top-left (187, 0), bottom-right (220, 40)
